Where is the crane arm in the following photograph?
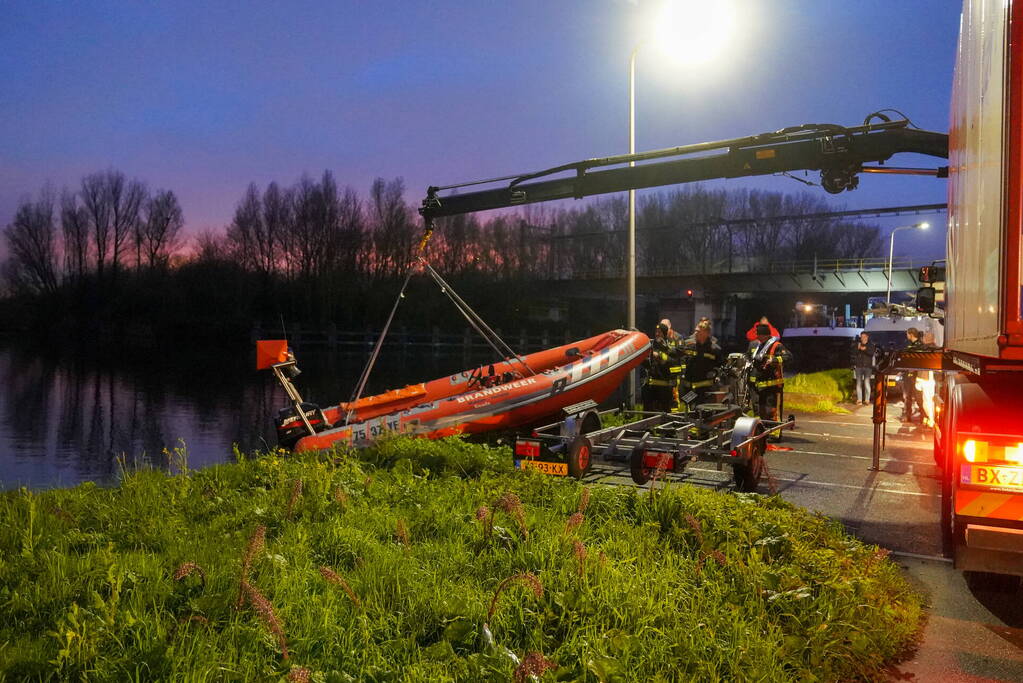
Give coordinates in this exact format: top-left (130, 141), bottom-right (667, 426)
top-left (419, 120), bottom-right (948, 221)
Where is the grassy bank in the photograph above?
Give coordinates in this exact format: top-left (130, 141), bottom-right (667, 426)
top-left (785, 369), bottom-right (855, 414)
top-left (0, 437), bottom-right (921, 681)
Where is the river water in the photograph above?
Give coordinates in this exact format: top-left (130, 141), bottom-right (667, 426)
top-left (0, 343), bottom-right (507, 491)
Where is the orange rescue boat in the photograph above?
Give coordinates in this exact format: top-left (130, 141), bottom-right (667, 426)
top-left (258, 329), bottom-right (650, 452)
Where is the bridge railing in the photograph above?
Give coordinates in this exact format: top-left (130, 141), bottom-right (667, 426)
top-left (561, 256), bottom-right (937, 280)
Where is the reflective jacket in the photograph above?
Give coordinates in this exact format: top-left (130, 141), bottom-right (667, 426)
top-left (645, 336), bottom-right (681, 387)
top-left (747, 337), bottom-right (791, 389)
top-left (681, 334), bottom-right (724, 389)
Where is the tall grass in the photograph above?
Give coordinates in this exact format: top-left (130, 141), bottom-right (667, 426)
top-left (786, 368), bottom-right (855, 413)
top-left (0, 435), bottom-right (921, 681)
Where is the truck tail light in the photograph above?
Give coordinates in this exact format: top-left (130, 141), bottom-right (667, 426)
top-left (960, 437), bottom-right (1023, 465)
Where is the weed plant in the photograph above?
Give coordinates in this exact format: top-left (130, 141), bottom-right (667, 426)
top-left (0, 435), bottom-right (921, 681)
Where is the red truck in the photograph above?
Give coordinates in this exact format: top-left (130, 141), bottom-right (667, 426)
top-left (914, 0), bottom-right (1023, 577)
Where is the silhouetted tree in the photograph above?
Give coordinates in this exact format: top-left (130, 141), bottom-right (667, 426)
top-left (2, 187), bottom-right (60, 294)
top-left (139, 189), bottom-right (184, 268)
top-left (60, 190), bottom-right (90, 282)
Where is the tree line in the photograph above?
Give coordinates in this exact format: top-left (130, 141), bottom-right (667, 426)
top-left (1, 167), bottom-right (881, 346)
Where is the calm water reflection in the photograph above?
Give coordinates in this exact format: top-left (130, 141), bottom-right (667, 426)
top-left (0, 344), bottom-right (493, 490)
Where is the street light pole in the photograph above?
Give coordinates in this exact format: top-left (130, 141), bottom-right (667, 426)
top-left (885, 222), bottom-right (929, 306)
top-left (627, 46), bottom-right (638, 407)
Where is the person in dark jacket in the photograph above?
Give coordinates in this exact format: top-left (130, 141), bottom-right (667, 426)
top-left (680, 320), bottom-right (724, 406)
top-left (851, 331), bottom-right (876, 405)
top-left (643, 322), bottom-right (679, 413)
top-left (901, 327), bottom-right (926, 422)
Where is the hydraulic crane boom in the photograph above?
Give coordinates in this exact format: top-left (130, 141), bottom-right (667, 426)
top-left (420, 119), bottom-right (948, 221)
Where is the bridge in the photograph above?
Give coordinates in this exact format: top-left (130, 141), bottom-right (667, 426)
top-left (551, 256), bottom-right (939, 297)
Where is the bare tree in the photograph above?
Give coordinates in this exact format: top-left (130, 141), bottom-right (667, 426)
top-left (78, 170), bottom-right (146, 279)
top-left (2, 188), bottom-right (60, 294)
top-left (226, 183), bottom-right (265, 273)
top-left (139, 189), bottom-right (184, 268)
top-left (80, 173), bottom-right (112, 279)
top-left (61, 189), bottom-right (90, 282)
top-left (368, 177), bottom-right (416, 279)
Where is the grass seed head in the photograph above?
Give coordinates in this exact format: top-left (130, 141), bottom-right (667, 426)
top-left (564, 512), bottom-right (584, 536)
top-left (486, 572), bottom-right (544, 623)
top-left (576, 484), bottom-right (593, 511)
top-left (514, 651), bottom-right (556, 683)
top-left (318, 566), bottom-right (362, 608)
top-left (173, 561), bottom-right (206, 586)
top-left (287, 667), bottom-right (311, 683)
top-left (396, 518), bottom-right (410, 547)
top-left (573, 540), bottom-right (587, 577)
top-left (684, 514), bottom-right (705, 545)
top-left (286, 478), bottom-right (303, 519)
top-left (241, 580), bottom-right (289, 660)
top-left (333, 486), bottom-right (349, 509)
top-left (496, 492), bottom-right (528, 539)
top-left (237, 525), bottom-right (267, 608)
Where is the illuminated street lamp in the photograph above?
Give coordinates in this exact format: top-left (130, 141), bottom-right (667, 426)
top-left (885, 221), bottom-right (929, 306)
top-left (627, 0), bottom-right (737, 406)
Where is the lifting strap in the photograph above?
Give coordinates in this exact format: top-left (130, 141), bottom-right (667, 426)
top-left (345, 227), bottom-right (434, 424)
top-left (421, 260), bottom-right (536, 378)
top-left (344, 223), bottom-right (535, 424)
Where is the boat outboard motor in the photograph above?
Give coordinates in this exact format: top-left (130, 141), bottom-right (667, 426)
top-left (276, 403), bottom-right (330, 450)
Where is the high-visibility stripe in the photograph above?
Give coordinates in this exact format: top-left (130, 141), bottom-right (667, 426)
top-left (646, 379), bottom-right (674, 387)
top-left (956, 489), bottom-right (1023, 521)
top-left (688, 380), bottom-right (713, 388)
top-left (668, 366), bottom-right (682, 373)
top-left (755, 378), bottom-right (784, 388)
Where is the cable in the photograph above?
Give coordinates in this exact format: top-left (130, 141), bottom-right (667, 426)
top-left (422, 261), bottom-right (536, 377)
top-left (863, 108), bottom-right (920, 129)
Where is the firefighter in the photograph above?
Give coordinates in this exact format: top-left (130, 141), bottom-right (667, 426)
top-left (748, 323), bottom-right (792, 431)
top-left (660, 318), bottom-right (683, 408)
top-left (643, 322), bottom-right (678, 413)
top-left (680, 319), bottom-right (724, 407)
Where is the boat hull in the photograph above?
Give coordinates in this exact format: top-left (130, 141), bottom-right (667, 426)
top-left (292, 329), bottom-right (649, 452)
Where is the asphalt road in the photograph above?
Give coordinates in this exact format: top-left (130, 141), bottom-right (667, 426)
top-left (578, 404), bottom-right (1023, 682)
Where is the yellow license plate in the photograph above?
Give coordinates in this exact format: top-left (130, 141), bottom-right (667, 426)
top-left (961, 464), bottom-right (1023, 491)
top-left (517, 460), bottom-right (568, 476)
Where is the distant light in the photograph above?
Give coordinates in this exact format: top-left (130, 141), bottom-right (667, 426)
top-left (651, 0), bottom-right (737, 67)
top-left (803, 304), bottom-right (813, 313)
top-left (917, 222), bottom-right (930, 230)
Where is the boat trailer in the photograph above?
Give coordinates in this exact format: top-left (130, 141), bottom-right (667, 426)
top-left (513, 399), bottom-right (795, 492)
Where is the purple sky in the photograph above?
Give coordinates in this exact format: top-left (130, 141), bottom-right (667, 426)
top-left (1, 0), bottom-right (959, 259)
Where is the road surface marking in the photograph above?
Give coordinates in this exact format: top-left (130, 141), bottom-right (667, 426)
top-left (777, 447), bottom-right (934, 465)
top-left (679, 465), bottom-right (939, 497)
top-left (797, 430), bottom-right (933, 449)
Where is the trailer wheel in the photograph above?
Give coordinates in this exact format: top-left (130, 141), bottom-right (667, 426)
top-left (629, 446), bottom-right (650, 485)
top-left (567, 436), bottom-right (593, 480)
top-left (580, 410), bottom-right (602, 436)
top-left (730, 416), bottom-right (766, 493)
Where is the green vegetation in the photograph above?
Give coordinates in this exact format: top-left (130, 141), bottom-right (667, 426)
top-left (786, 369), bottom-right (855, 414)
top-left (0, 437), bottom-right (921, 681)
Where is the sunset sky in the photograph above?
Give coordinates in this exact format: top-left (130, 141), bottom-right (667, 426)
top-left (1, 0), bottom-right (959, 258)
